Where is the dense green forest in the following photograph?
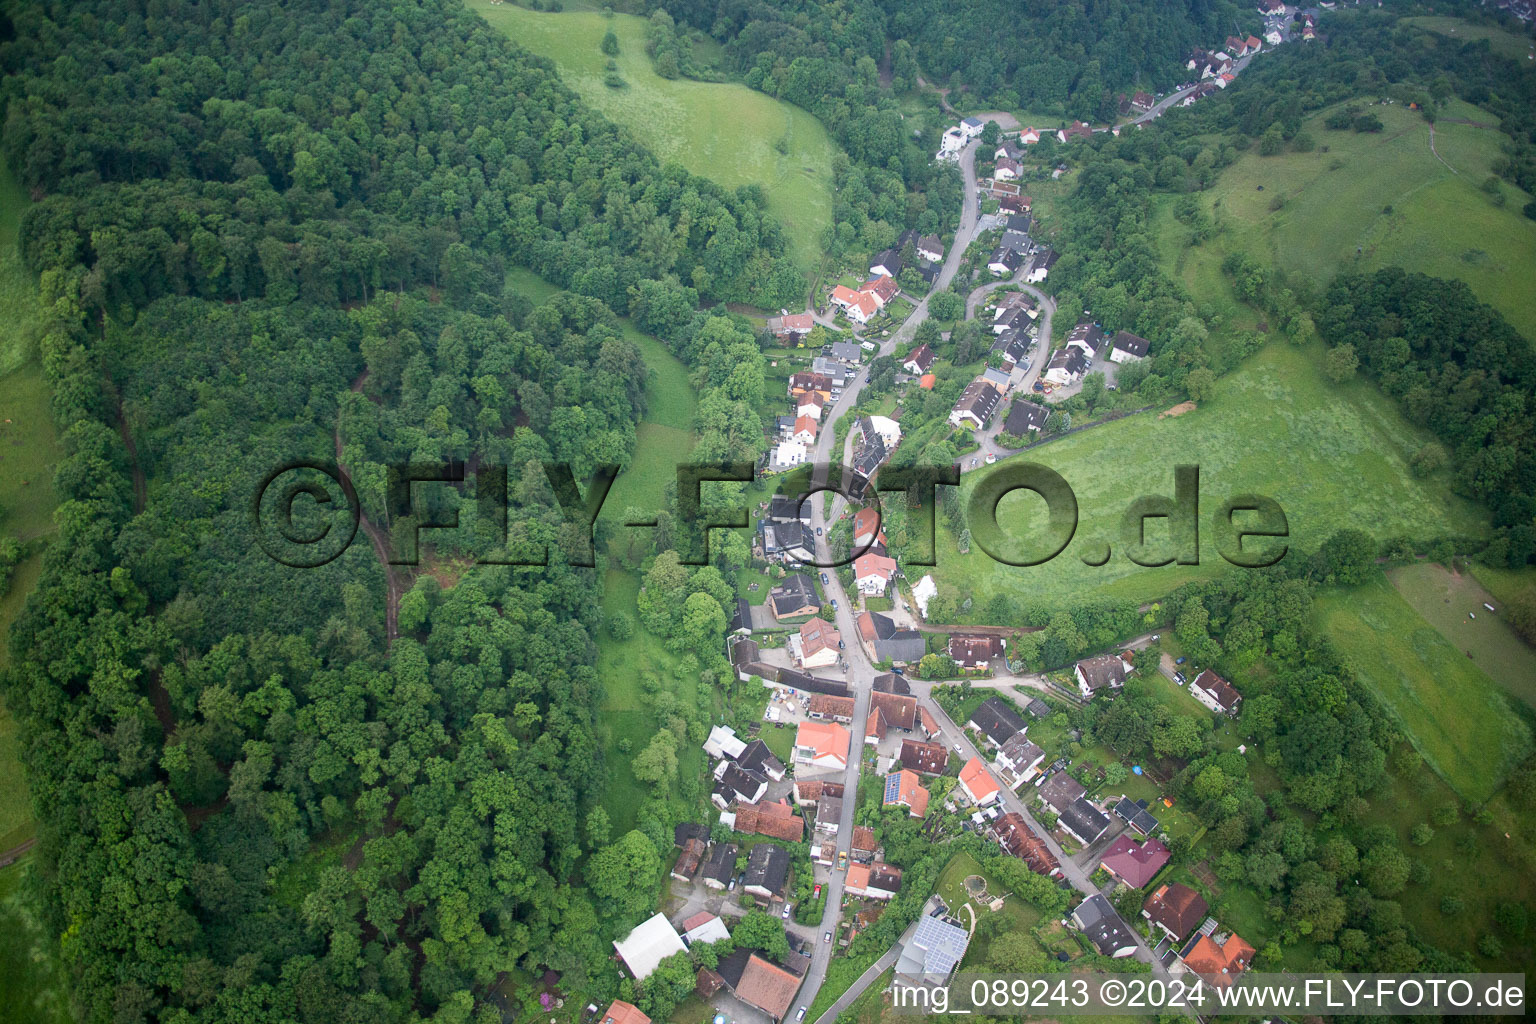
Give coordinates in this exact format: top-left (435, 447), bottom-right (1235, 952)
top-left (0, 0), bottom-right (804, 1019)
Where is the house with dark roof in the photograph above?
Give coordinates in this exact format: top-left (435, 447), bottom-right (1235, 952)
top-left (1026, 698), bottom-right (1051, 718)
top-left (1058, 796), bottom-right (1111, 845)
top-left (671, 837), bottom-right (706, 881)
top-left (873, 672), bottom-right (911, 695)
top-left (916, 234), bottom-right (944, 262)
top-left (846, 861), bottom-right (903, 900)
top-left (949, 379), bottom-right (1002, 430)
top-left (1074, 653), bottom-right (1130, 698)
top-left (701, 842), bottom-right (738, 888)
top-left (814, 796), bottom-right (843, 835)
top-left (767, 494), bottom-right (811, 522)
top-left (743, 842), bottom-right (792, 899)
top-left (1112, 796), bottom-right (1159, 836)
top-left (857, 611), bottom-right (926, 665)
top-left (727, 597), bottom-right (752, 636)
top-left (1099, 834), bottom-right (1170, 888)
top-left (899, 739), bottom-right (949, 775)
top-left (1004, 399), bottom-right (1049, 435)
top-left (1065, 321), bottom-right (1104, 357)
top-left (992, 306), bottom-right (1033, 334)
top-left (1109, 330), bottom-right (1150, 362)
top-left (992, 330), bottom-right (1032, 371)
top-left (712, 764), bottom-right (768, 809)
top-left (869, 248), bottom-right (903, 279)
top-left (768, 574), bottom-right (821, 620)
top-left (736, 739), bottom-right (786, 782)
top-left (1043, 345), bottom-right (1088, 386)
top-left (902, 344), bottom-right (935, 375)
top-left (1190, 669), bottom-right (1242, 716)
top-left (1038, 771), bottom-right (1086, 813)
top-left (1143, 882), bottom-right (1208, 942)
top-left (967, 695), bottom-right (1026, 747)
top-left (1024, 248), bottom-right (1058, 283)
top-left (948, 634), bottom-right (1004, 670)
top-left (866, 690), bottom-right (920, 744)
top-left (987, 246), bottom-right (1023, 277)
top-left (808, 693), bottom-right (856, 722)
top-left (1072, 893), bottom-right (1138, 957)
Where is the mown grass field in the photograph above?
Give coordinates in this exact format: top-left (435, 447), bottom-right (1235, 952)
top-left (472, 0), bottom-right (837, 273)
top-left (1158, 100), bottom-right (1536, 338)
top-left (0, 856), bottom-right (69, 1024)
top-left (1315, 572), bottom-right (1532, 803)
top-left (932, 343), bottom-right (1486, 610)
top-left (1402, 15), bottom-right (1536, 61)
top-left (1388, 562), bottom-right (1536, 710)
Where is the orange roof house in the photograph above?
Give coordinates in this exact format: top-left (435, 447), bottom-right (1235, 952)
top-left (1180, 931), bottom-right (1256, 983)
top-left (734, 799), bottom-right (804, 842)
top-left (883, 769), bottom-right (930, 817)
top-left (795, 720), bottom-right (850, 770)
top-left (958, 757), bottom-right (1001, 805)
top-left (919, 373), bottom-right (937, 389)
top-left (601, 1001), bottom-right (651, 1024)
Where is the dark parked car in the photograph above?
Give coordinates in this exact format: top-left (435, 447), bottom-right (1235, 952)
top-left (1175, 656), bottom-right (1186, 665)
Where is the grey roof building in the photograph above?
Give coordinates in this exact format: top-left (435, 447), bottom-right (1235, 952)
top-left (895, 912), bottom-right (971, 980)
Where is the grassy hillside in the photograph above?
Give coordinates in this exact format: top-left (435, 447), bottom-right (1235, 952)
top-left (1156, 100), bottom-right (1536, 339)
top-left (472, 0), bottom-right (837, 275)
top-left (932, 342), bottom-right (1486, 610)
top-left (1388, 563), bottom-right (1536, 710)
top-left (1316, 573), bottom-right (1532, 803)
top-left (1400, 15), bottom-right (1536, 62)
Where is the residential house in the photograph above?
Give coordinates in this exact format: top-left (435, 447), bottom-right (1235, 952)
top-left (899, 739), bottom-right (949, 776)
top-left (863, 414), bottom-right (901, 449)
top-left (994, 156), bottom-right (1022, 180)
top-left (1111, 796), bottom-right (1160, 836)
top-left (958, 757), bottom-right (1002, 806)
top-left (883, 769), bottom-right (930, 817)
top-left (866, 689), bottom-right (920, 744)
top-left (728, 597), bottom-right (752, 636)
top-left (1142, 883), bottom-right (1209, 942)
top-left (992, 330), bottom-right (1032, 371)
top-left (1072, 894), bottom-right (1138, 958)
top-left (810, 356), bottom-right (849, 384)
top-left (797, 617), bottom-right (841, 670)
top-left (862, 275), bottom-right (900, 308)
top-left (851, 425), bottom-right (888, 480)
top-left (761, 519), bottom-right (813, 563)
top-left (1109, 330), bottom-right (1150, 362)
top-left (768, 574), bottom-right (820, 620)
top-left (701, 842), bottom-right (738, 889)
top-left (1190, 669), bottom-right (1242, 715)
top-left (787, 372), bottom-right (832, 400)
top-left (1225, 34), bottom-right (1250, 55)
top-left (743, 842), bottom-right (792, 900)
top-left (1180, 930), bottom-right (1255, 983)
top-left (996, 732), bottom-right (1046, 782)
top-left (712, 762), bottom-right (768, 809)
top-left (994, 141), bottom-right (1024, 162)
top-left (852, 551), bottom-right (898, 596)
top-left (769, 440), bottom-right (809, 472)
top-left (705, 725), bottom-right (748, 760)
top-left (830, 285), bottom-right (878, 325)
top-left (794, 720), bottom-right (851, 771)
top-left (869, 250), bottom-right (902, 279)
top-left (967, 695), bottom-right (1026, 746)
top-left (1065, 321), bottom-right (1104, 358)
top-left (981, 366), bottom-right (1012, 392)
top-left (716, 948), bottom-right (804, 1021)
top-left (807, 693), bottom-right (855, 723)
top-left (1024, 249), bottom-right (1057, 283)
top-left (1257, 0), bottom-right (1284, 13)
top-left (600, 1000), bottom-right (651, 1024)
top-left (987, 246), bottom-right (1023, 276)
top-left (1099, 835), bottom-right (1171, 888)
top-left (796, 391), bottom-right (825, 421)
top-left (916, 234), bottom-right (944, 262)
top-left (1130, 90), bottom-right (1155, 112)
top-left (846, 862), bottom-right (903, 900)
top-left (613, 913), bottom-right (688, 980)
top-left (1074, 653), bottom-right (1130, 698)
top-left (814, 796), bottom-right (842, 835)
top-left (948, 379), bottom-right (1002, 430)
top-left (852, 507), bottom-right (885, 549)
top-left (854, 614), bottom-right (921, 669)
top-left (681, 912), bottom-right (731, 946)
top-left (1038, 771), bottom-right (1086, 813)
top-left (792, 779), bottom-right (844, 806)
top-left (958, 116), bottom-right (985, 138)
top-left (1057, 121), bottom-right (1094, 142)
top-left (829, 341), bottom-right (864, 364)
top-left (992, 812), bottom-right (1061, 876)
top-left (1058, 796), bottom-right (1111, 845)
top-left (674, 822), bottom-right (708, 849)
top-left (874, 672), bottom-right (912, 695)
top-left (790, 416), bottom-right (817, 447)
top-left (671, 838), bottom-right (706, 881)
top-left (1004, 399), bottom-right (1049, 435)
top-left (937, 126), bottom-right (967, 158)
top-left (993, 305), bottom-right (1032, 334)
top-left (895, 912), bottom-right (971, 980)
top-left (851, 825), bottom-right (877, 862)
top-left (902, 344), bottom-right (936, 375)
top-left (1019, 127), bottom-right (1042, 145)
top-left (766, 313), bottom-right (814, 342)
top-left (949, 633), bottom-right (1004, 670)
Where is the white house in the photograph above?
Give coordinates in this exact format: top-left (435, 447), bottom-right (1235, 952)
top-left (770, 440), bottom-right (808, 472)
top-left (994, 157), bottom-right (1022, 181)
top-left (1109, 331), bottom-right (1150, 363)
top-left (958, 116), bottom-right (985, 139)
top-left (853, 552), bottom-right (898, 596)
top-left (866, 415), bottom-right (901, 448)
top-left (1020, 127), bottom-right (1041, 145)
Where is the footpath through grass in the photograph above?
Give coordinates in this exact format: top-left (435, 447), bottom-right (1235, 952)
top-left (473, 0), bottom-right (837, 273)
top-left (933, 343), bottom-right (1486, 611)
top-left (1159, 99), bottom-right (1536, 339)
top-left (1315, 572), bottom-right (1532, 803)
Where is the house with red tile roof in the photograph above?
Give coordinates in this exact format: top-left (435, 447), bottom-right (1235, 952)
top-left (883, 769), bottom-right (930, 817)
top-left (797, 617), bottom-right (841, 670)
top-left (1098, 834), bottom-right (1170, 888)
top-left (1143, 882), bottom-right (1208, 942)
top-left (733, 799), bottom-right (805, 842)
top-left (1179, 930), bottom-right (1255, 983)
top-left (600, 1000), bottom-right (651, 1024)
top-left (958, 757), bottom-right (1001, 805)
top-left (795, 721), bottom-right (850, 770)
top-left (853, 552), bottom-right (898, 596)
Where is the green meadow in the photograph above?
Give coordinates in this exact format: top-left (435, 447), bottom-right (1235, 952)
top-left (473, 0), bottom-right (837, 273)
top-left (932, 342), bottom-right (1486, 610)
top-left (1316, 573), bottom-right (1531, 803)
top-left (1401, 15), bottom-right (1536, 61)
top-left (1158, 100), bottom-right (1536, 338)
